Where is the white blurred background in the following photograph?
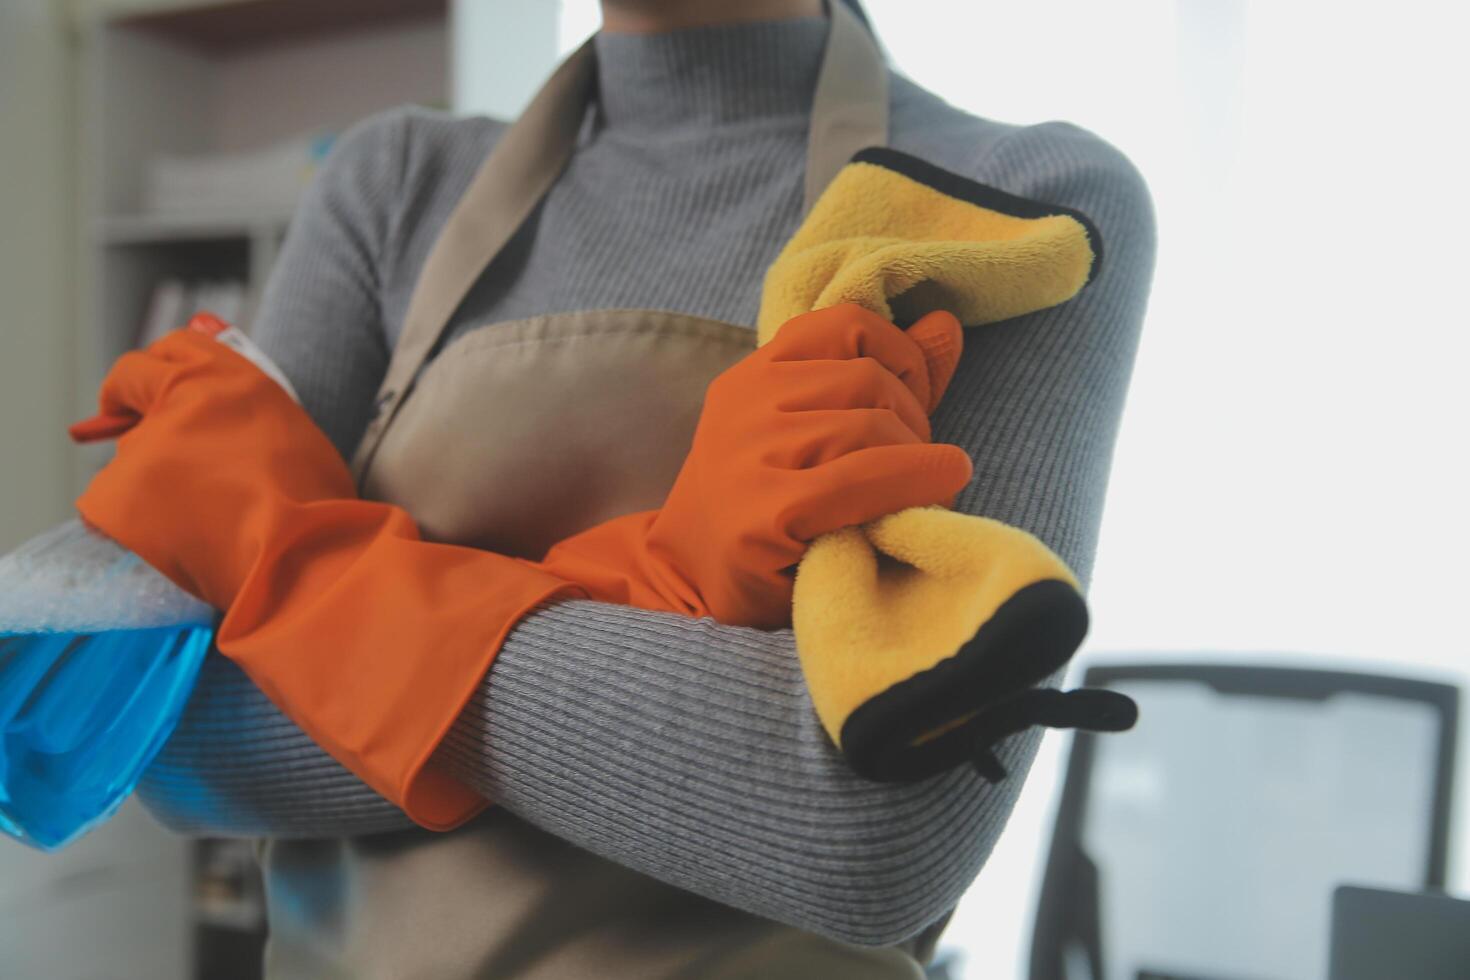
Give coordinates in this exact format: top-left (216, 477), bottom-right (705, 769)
top-left (2, 1), bottom-right (1466, 977)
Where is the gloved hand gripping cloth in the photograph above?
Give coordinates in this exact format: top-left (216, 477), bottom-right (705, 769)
top-left (534, 304), bottom-right (974, 630)
top-left (759, 149), bottom-right (1137, 782)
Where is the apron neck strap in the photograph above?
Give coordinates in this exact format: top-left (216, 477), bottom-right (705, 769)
top-left (352, 1), bottom-right (888, 480)
top-left (806, 0), bottom-right (888, 214)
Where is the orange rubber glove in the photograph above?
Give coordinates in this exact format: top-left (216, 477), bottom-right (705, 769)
top-left (536, 304), bottom-right (972, 628)
top-left (73, 323), bottom-right (582, 829)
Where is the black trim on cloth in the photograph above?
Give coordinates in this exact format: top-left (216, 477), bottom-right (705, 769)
top-left (850, 146), bottom-right (1106, 283)
top-left (839, 578), bottom-right (1095, 783)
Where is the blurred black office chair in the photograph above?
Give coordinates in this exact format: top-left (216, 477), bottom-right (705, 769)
top-left (1029, 663), bottom-right (1459, 980)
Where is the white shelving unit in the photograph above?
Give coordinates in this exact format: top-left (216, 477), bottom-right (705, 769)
top-left (71, 0), bottom-right (450, 388)
top-left (60, 2), bottom-right (451, 976)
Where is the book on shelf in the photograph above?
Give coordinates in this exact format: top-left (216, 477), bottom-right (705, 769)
top-left (143, 131), bottom-right (337, 218)
top-left (137, 279), bottom-right (188, 348)
top-left (137, 279), bottom-right (248, 348)
top-left (193, 280), bottom-right (247, 327)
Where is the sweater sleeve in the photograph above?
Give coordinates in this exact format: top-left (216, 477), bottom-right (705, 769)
top-left (136, 118), bottom-right (1156, 946)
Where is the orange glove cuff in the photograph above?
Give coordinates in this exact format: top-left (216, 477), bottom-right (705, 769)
top-left (74, 326), bottom-right (586, 829)
top-left (216, 499), bottom-right (583, 829)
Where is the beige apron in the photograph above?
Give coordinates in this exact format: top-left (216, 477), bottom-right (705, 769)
top-left (262, 6), bottom-right (936, 977)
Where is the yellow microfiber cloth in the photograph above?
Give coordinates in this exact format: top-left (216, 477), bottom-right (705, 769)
top-left (759, 148), bottom-right (1136, 783)
top-left (756, 148), bottom-right (1102, 341)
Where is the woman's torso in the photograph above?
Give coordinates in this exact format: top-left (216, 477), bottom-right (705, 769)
top-left (254, 18), bottom-right (1020, 978)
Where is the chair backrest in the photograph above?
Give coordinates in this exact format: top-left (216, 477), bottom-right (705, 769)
top-left (1029, 663), bottom-right (1459, 980)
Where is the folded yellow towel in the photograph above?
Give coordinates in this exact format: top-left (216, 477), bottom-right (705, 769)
top-left (757, 148), bottom-right (1101, 342)
top-left (760, 149), bottom-right (1134, 782)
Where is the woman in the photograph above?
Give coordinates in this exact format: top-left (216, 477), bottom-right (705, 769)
top-left (125, 0), bottom-right (1157, 976)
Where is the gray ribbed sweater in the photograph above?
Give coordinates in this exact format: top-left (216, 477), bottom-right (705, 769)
top-left (137, 17), bottom-right (1156, 947)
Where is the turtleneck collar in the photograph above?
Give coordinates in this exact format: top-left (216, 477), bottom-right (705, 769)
top-left (593, 16), bottom-right (829, 131)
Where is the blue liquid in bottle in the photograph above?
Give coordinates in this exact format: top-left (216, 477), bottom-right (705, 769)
top-left (0, 624), bottom-right (213, 850)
